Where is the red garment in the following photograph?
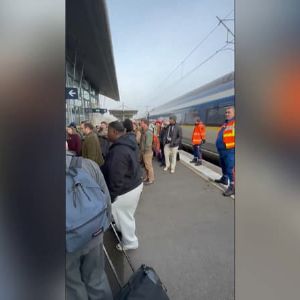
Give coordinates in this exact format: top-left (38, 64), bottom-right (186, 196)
top-left (67, 133), bottom-right (81, 155)
top-left (152, 134), bottom-right (160, 152)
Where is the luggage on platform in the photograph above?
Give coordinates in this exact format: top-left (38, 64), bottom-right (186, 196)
top-left (104, 223), bottom-right (170, 300)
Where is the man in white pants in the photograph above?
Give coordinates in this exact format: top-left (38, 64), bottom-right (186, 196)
top-left (101, 121), bottom-right (143, 251)
top-left (164, 115), bottom-right (182, 173)
top-left (112, 183), bottom-right (143, 250)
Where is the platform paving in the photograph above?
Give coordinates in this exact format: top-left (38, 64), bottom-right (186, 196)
top-left (104, 158), bottom-right (234, 300)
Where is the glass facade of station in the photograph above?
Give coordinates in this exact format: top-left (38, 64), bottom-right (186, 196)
top-left (66, 59), bottom-right (100, 125)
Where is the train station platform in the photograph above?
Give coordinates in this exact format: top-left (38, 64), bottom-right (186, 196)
top-left (104, 152), bottom-right (234, 300)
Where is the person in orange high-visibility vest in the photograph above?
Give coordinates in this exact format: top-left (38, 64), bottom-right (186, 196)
top-left (190, 118), bottom-right (206, 166)
top-left (215, 106), bottom-right (235, 197)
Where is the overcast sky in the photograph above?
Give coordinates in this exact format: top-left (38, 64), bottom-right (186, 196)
top-left (105, 0), bottom-right (234, 114)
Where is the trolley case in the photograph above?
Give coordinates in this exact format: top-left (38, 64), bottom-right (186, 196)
top-left (104, 223), bottom-right (170, 300)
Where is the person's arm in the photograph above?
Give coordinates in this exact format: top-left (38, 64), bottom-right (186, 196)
top-left (136, 130), bottom-right (141, 145)
top-left (75, 135), bottom-right (82, 156)
top-left (174, 125), bottom-right (182, 146)
top-left (201, 124), bottom-right (206, 141)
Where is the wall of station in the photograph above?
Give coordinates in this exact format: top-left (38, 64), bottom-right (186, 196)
top-left (66, 59), bottom-right (101, 125)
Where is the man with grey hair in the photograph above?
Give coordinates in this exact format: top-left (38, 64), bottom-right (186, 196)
top-left (163, 115), bottom-right (182, 174)
top-left (159, 119), bottom-right (169, 167)
top-left (215, 106), bottom-right (235, 196)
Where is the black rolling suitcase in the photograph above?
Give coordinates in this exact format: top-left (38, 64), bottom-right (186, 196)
top-left (104, 223), bottom-right (170, 300)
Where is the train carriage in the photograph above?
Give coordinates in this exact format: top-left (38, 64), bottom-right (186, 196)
top-left (150, 72), bottom-right (234, 160)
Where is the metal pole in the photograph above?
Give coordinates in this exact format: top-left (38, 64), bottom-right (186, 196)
top-left (79, 63), bottom-right (85, 121)
top-left (66, 70), bottom-right (70, 124)
top-left (216, 16), bottom-right (235, 38)
top-left (71, 51), bottom-right (77, 123)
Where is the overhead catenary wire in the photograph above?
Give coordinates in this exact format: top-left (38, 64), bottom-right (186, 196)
top-left (157, 24), bottom-right (220, 88)
top-left (153, 42), bottom-right (231, 103)
top-left (156, 9), bottom-right (234, 90)
top-left (172, 43), bottom-right (230, 85)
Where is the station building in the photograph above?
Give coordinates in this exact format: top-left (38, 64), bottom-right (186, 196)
top-left (66, 0), bottom-right (119, 125)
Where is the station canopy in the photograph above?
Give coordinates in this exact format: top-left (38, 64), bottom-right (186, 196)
top-left (109, 109), bottom-right (138, 120)
top-left (66, 0), bottom-right (119, 101)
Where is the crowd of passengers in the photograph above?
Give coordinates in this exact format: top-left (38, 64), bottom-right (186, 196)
top-left (66, 108), bottom-right (235, 299)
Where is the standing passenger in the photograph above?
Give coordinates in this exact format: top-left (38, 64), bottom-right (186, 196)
top-left (123, 119), bottom-right (140, 148)
top-left (98, 121), bottom-right (110, 160)
top-left (133, 121), bottom-right (142, 145)
top-left (82, 122), bottom-right (104, 167)
top-left (99, 121), bottom-right (108, 137)
top-left (102, 121), bottom-right (143, 251)
top-left (66, 126), bottom-right (82, 156)
top-left (79, 120), bottom-right (88, 141)
top-left (66, 151), bottom-right (113, 300)
top-left (190, 118), bottom-right (206, 166)
top-left (69, 122), bottom-right (84, 141)
top-left (215, 106), bottom-right (235, 196)
top-left (163, 115), bottom-right (182, 173)
top-left (140, 118), bottom-right (155, 185)
top-left (159, 119), bottom-right (169, 167)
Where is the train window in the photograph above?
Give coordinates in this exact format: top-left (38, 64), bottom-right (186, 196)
top-left (207, 106), bottom-right (227, 125)
top-left (175, 113), bottom-right (183, 124)
top-left (206, 107), bottom-right (219, 125)
top-left (217, 106), bottom-right (227, 124)
top-left (185, 109), bottom-right (200, 124)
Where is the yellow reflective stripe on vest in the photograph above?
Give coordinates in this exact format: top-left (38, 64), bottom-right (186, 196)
top-left (223, 133), bottom-right (234, 137)
top-left (226, 142), bottom-right (235, 148)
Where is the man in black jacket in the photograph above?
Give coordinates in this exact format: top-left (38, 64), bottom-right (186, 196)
top-left (163, 115), bottom-right (182, 174)
top-left (101, 121), bottom-right (143, 251)
top-left (159, 119), bottom-right (169, 167)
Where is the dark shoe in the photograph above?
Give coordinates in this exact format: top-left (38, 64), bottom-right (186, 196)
top-left (223, 185), bottom-right (235, 197)
top-left (144, 180), bottom-right (154, 185)
top-left (160, 163), bottom-right (165, 167)
top-left (214, 177), bottom-right (228, 185)
top-left (195, 161), bottom-right (202, 166)
top-left (190, 159), bottom-right (197, 163)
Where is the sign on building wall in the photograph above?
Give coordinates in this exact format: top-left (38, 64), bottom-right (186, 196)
top-left (92, 108), bottom-right (107, 114)
top-left (65, 87), bottom-right (78, 99)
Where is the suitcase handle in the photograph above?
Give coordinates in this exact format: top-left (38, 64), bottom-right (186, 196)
top-left (110, 222), bottom-right (135, 274)
top-left (103, 245), bottom-right (122, 288)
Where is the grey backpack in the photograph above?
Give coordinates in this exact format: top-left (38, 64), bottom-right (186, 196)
top-left (66, 157), bottom-right (109, 253)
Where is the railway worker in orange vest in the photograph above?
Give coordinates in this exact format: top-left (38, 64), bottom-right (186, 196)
top-left (215, 106), bottom-right (235, 197)
top-left (190, 118), bottom-right (206, 166)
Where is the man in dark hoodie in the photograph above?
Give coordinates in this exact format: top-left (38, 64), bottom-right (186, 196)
top-left (102, 121), bottom-right (143, 251)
